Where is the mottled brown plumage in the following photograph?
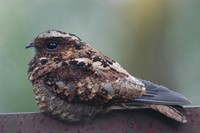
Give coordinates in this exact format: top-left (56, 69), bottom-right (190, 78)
top-left (27, 30), bottom-right (191, 123)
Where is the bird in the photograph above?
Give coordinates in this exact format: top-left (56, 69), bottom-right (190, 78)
top-left (26, 30), bottom-right (191, 123)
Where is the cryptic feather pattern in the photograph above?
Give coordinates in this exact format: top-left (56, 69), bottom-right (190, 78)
top-left (27, 30), bottom-right (190, 123)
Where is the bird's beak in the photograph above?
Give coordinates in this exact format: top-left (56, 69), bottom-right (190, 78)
top-left (25, 43), bottom-right (34, 49)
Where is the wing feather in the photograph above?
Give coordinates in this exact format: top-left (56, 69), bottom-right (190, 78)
top-left (133, 80), bottom-right (191, 106)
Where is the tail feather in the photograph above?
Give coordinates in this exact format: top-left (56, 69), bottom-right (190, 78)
top-left (108, 104), bottom-right (187, 123)
top-left (149, 104), bottom-right (187, 123)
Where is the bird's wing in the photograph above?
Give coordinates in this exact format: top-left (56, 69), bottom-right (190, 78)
top-left (44, 45), bottom-right (191, 106)
top-left (44, 46), bottom-right (146, 104)
top-left (132, 80), bottom-right (191, 106)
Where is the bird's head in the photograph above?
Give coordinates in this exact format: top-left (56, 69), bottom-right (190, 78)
top-left (26, 30), bottom-right (84, 57)
top-left (26, 30), bottom-right (86, 81)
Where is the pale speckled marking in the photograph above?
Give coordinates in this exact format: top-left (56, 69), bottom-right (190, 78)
top-left (56, 81), bottom-right (66, 88)
top-left (29, 67), bottom-right (39, 80)
top-left (74, 58), bottom-right (91, 65)
top-left (110, 62), bottom-right (145, 91)
top-left (75, 58), bottom-right (110, 70)
top-left (110, 62), bottom-right (130, 76)
top-left (37, 30), bottom-right (80, 41)
top-left (127, 76), bottom-right (146, 91)
top-left (29, 62), bottom-right (63, 81)
top-left (92, 61), bottom-right (109, 70)
top-left (39, 57), bottom-right (48, 61)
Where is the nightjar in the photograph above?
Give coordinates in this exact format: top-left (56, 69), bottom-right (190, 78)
top-left (26, 30), bottom-right (191, 123)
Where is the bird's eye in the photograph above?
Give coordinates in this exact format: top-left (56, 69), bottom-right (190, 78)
top-left (46, 42), bottom-right (58, 50)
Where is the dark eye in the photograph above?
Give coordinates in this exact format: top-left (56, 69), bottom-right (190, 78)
top-left (46, 42), bottom-right (58, 50)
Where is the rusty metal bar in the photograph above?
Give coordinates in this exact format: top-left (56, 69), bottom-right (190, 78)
top-left (0, 106), bottom-right (199, 133)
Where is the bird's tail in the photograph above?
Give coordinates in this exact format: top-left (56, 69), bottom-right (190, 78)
top-left (108, 104), bottom-right (187, 123)
top-left (149, 104), bottom-right (187, 123)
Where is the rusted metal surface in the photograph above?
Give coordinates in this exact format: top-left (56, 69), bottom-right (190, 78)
top-left (0, 106), bottom-right (199, 133)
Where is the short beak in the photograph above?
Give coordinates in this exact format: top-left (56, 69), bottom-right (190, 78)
top-left (25, 43), bottom-right (34, 49)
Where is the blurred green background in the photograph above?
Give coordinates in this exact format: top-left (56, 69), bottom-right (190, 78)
top-left (0, 0), bottom-right (199, 113)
